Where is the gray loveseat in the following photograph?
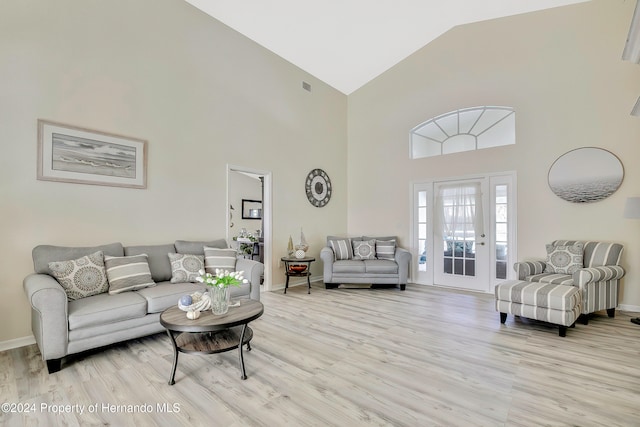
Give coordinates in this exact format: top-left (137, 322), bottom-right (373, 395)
top-left (23, 239), bottom-right (263, 373)
top-left (320, 236), bottom-right (411, 290)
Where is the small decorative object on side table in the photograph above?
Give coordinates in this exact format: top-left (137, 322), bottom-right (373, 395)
top-left (281, 256), bottom-right (315, 294)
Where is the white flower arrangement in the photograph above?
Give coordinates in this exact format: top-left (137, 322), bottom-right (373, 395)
top-left (196, 269), bottom-right (248, 288)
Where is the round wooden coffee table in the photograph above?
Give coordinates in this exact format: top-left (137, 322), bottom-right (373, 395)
top-left (160, 299), bottom-right (264, 384)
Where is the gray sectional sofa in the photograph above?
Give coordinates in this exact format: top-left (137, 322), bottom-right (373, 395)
top-left (320, 235), bottom-right (411, 290)
top-left (23, 239), bottom-right (263, 373)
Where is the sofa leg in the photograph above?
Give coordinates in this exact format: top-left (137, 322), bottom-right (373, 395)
top-left (399, 284), bottom-right (406, 291)
top-left (606, 308), bottom-right (615, 318)
top-left (559, 326), bottom-right (567, 337)
top-left (500, 312), bottom-right (507, 324)
top-left (579, 314), bottom-right (589, 325)
top-left (46, 358), bottom-right (62, 374)
top-left (325, 284), bottom-right (338, 289)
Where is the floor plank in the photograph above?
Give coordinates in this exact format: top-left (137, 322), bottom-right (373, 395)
top-left (1, 283), bottom-right (639, 426)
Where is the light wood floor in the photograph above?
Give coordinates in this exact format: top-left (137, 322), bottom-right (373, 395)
top-left (2, 283), bottom-right (640, 426)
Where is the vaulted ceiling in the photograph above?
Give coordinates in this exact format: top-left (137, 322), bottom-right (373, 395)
top-left (183, 0), bottom-right (589, 94)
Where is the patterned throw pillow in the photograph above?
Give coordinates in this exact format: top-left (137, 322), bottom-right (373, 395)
top-left (204, 247), bottom-right (237, 274)
top-left (104, 254), bottom-right (156, 294)
top-left (352, 239), bottom-right (376, 260)
top-left (329, 238), bottom-right (353, 260)
top-left (168, 253), bottom-right (204, 283)
top-left (376, 240), bottom-right (396, 260)
top-left (48, 251), bottom-right (109, 300)
top-left (544, 243), bottom-right (584, 274)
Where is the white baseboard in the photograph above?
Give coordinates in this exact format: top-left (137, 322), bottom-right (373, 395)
top-left (618, 304), bottom-right (640, 314)
top-left (0, 335), bottom-right (35, 352)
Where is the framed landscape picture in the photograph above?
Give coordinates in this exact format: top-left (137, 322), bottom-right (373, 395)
top-left (37, 120), bottom-right (147, 189)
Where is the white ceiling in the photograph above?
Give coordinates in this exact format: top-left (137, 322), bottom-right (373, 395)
top-left (183, 0), bottom-right (589, 94)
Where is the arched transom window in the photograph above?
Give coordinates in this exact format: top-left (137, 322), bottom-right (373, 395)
top-left (410, 106), bottom-right (515, 159)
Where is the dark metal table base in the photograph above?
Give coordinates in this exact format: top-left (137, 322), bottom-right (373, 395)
top-left (166, 325), bottom-right (253, 385)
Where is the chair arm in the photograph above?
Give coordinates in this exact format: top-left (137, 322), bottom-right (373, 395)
top-left (236, 258), bottom-right (264, 301)
top-left (573, 266), bottom-right (625, 287)
top-left (23, 273), bottom-right (69, 360)
top-left (320, 247), bottom-right (335, 283)
top-left (395, 247), bottom-right (411, 284)
top-left (513, 260), bottom-right (546, 280)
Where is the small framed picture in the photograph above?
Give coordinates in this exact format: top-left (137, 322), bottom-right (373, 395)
top-left (37, 119), bottom-right (147, 189)
top-left (242, 199), bottom-right (262, 219)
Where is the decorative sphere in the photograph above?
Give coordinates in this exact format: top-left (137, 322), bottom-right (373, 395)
top-left (180, 295), bottom-right (193, 306)
top-left (295, 249), bottom-right (306, 259)
top-left (186, 310), bottom-right (200, 320)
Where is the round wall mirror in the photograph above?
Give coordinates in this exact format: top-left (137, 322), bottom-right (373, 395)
top-left (548, 147), bottom-right (623, 203)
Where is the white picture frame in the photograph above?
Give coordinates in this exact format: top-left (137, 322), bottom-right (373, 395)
top-left (37, 119), bottom-right (147, 189)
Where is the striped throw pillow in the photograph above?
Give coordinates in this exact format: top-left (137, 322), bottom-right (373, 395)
top-left (204, 247), bottom-right (237, 274)
top-left (376, 240), bottom-right (396, 260)
top-left (104, 254), bottom-right (156, 294)
top-left (329, 238), bottom-right (353, 260)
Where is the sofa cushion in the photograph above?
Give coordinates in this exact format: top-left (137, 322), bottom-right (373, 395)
top-left (68, 291), bottom-right (147, 330)
top-left (175, 239), bottom-right (228, 255)
top-left (495, 280), bottom-right (581, 311)
top-left (33, 242), bottom-right (124, 275)
top-left (329, 238), bottom-right (353, 260)
top-left (124, 244), bottom-right (175, 282)
top-left (168, 253), bottom-right (204, 283)
top-left (554, 240), bottom-right (624, 268)
top-left (135, 281), bottom-right (205, 313)
top-left (333, 260), bottom-right (366, 274)
top-left (526, 273), bottom-right (574, 286)
top-left (363, 236), bottom-right (397, 243)
top-left (204, 247), bottom-right (237, 273)
top-left (375, 240), bottom-right (396, 260)
top-left (364, 260), bottom-right (398, 274)
top-left (105, 254), bottom-right (156, 294)
top-left (545, 242), bottom-right (583, 274)
top-left (352, 239), bottom-right (376, 260)
top-left (48, 251), bottom-right (109, 301)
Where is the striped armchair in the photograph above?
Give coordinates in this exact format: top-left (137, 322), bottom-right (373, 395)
top-left (513, 240), bottom-right (625, 323)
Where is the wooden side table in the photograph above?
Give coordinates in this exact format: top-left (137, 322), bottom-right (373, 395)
top-left (281, 256), bottom-right (315, 294)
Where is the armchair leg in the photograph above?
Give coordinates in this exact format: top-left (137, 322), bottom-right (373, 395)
top-left (579, 314), bottom-right (589, 325)
top-left (500, 312), bottom-right (507, 324)
top-left (606, 308), bottom-right (615, 318)
top-left (399, 284), bottom-right (406, 291)
top-left (559, 326), bottom-right (567, 337)
top-left (46, 358), bottom-right (62, 374)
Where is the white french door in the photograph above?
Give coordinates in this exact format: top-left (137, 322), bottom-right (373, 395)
top-left (412, 173), bottom-right (516, 293)
top-left (433, 179), bottom-right (489, 291)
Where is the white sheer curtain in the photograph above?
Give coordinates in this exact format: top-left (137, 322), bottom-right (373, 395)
top-left (434, 182), bottom-right (484, 242)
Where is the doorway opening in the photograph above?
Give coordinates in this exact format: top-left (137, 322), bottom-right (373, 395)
top-left (227, 165), bottom-right (272, 292)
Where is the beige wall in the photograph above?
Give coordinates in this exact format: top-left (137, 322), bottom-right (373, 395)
top-left (347, 0), bottom-right (640, 309)
top-left (0, 0), bottom-right (347, 343)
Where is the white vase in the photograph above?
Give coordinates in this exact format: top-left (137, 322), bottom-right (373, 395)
top-left (210, 286), bottom-right (230, 315)
top-left (295, 249), bottom-right (306, 259)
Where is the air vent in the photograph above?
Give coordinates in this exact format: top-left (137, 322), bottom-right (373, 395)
top-left (302, 81), bottom-right (311, 92)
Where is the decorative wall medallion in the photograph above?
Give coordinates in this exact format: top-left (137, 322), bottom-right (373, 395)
top-left (305, 168), bottom-right (332, 207)
top-left (548, 147), bottom-right (624, 203)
